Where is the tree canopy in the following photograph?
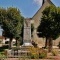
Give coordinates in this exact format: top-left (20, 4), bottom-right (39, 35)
top-left (0, 7), bottom-right (24, 39)
top-left (37, 5), bottom-right (60, 40)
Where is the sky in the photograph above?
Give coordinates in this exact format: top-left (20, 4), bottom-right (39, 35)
top-left (0, 0), bottom-right (60, 35)
top-left (0, 0), bottom-right (60, 18)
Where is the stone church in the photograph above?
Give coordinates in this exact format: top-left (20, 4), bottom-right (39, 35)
top-left (24, 0), bottom-right (60, 48)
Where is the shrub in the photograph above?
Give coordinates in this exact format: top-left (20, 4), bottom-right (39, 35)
top-left (39, 53), bottom-right (47, 59)
top-left (39, 49), bottom-right (47, 59)
top-left (29, 47), bottom-right (47, 59)
top-left (0, 45), bottom-right (8, 52)
top-left (52, 50), bottom-right (58, 56)
top-left (0, 52), bottom-right (6, 58)
top-left (31, 53), bottom-right (39, 59)
top-left (29, 47), bottom-right (39, 59)
top-left (30, 53), bottom-right (34, 59)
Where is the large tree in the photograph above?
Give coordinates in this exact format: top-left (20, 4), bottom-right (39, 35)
top-left (0, 7), bottom-right (24, 48)
top-left (37, 5), bottom-right (60, 52)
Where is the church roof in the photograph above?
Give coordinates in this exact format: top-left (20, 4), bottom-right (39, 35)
top-left (32, 0), bottom-right (54, 19)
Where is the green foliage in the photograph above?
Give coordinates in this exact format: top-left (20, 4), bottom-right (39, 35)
top-left (29, 47), bottom-right (47, 59)
top-left (39, 49), bottom-right (47, 59)
top-left (0, 7), bottom-right (24, 44)
top-left (39, 51), bottom-right (47, 59)
top-left (37, 5), bottom-right (60, 40)
top-left (0, 45), bottom-right (8, 52)
top-left (0, 51), bottom-right (7, 58)
top-left (29, 47), bottom-right (39, 59)
top-left (31, 53), bottom-right (39, 59)
top-left (0, 8), bottom-right (6, 25)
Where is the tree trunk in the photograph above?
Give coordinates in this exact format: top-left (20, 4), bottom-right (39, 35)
top-left (16, 37), bottom-right (20, 47)
top-left (9, 38), bottom-right (12, 49)
top-left (45, 38), bottom-right (49, 48)
top-left (16, 38), bottom-right (19, 55)
top-left (48, 38), bottom-right (53, 52)
top-left (16, 39), bottom-right (17, 47)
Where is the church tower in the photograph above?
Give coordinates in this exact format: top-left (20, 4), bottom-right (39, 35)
top-left (42, 0), bottom-right (45, 5)
top-left (42, 0), bottom-right (50, 5)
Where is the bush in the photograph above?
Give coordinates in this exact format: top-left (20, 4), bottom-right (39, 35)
top-left (0, 45), bottom-right (8, 52)
top-left (39, 53), bottom-right (47, 59)
top-left (52, 50), bottom-right (58, 56)
top-left (39, 49), bottom-right (47, 59)
top-left (29, 47), bottom-right (39, 59)
top-left (30, 53), bottom-right (34, 59)
top-left (31, 53), bottom-right (39, 59)
top-left (0, 52), bottom-right (6, 58)
top-left (29, 47), bottom-right (47, 59)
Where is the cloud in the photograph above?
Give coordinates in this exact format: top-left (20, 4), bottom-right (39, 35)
top-left (33, 0), bottom-right (42, 6)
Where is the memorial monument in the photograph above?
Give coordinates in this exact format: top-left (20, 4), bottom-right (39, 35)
top-left (23, 18), bottom-right (32, 46)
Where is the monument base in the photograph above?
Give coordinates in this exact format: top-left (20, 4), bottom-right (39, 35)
top-left (22, 43), bottom-right (33, 46)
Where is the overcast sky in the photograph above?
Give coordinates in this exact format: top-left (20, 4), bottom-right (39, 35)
top-left (0, 0), bottom-right (60, 35)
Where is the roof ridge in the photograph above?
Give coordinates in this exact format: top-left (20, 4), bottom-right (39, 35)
top-left (32, 0), bottom-right (54, 19)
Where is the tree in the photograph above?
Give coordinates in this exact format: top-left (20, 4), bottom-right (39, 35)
top-left (37, 5), bottom-right (60, 52)
top-left (0, 7), bottom-right (24, 48)
top-left (0, 8), bottom-right (7, 26)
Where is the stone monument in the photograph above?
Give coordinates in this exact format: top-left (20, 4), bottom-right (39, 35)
top-left (23, 18), bottom-right (32, 46)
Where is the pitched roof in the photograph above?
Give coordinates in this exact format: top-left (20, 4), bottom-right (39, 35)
top-left (32, 0), bottom-right (54, 19)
